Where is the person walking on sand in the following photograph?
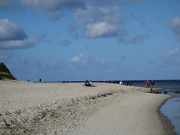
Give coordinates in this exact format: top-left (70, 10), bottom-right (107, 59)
top-left (151, 80), bottom-right (154, 89)
top-left (146, 80), bottom-right (150, 88)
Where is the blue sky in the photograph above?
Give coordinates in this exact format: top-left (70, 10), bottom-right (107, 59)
top-left (0, 0), bottom-right (180, 82)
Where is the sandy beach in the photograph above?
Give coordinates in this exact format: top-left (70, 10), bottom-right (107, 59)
top-left (0, 80), bottom-right (176, 135)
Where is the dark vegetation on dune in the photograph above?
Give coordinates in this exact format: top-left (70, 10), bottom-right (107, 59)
top-left (0, 62), bottom-right (16, 80)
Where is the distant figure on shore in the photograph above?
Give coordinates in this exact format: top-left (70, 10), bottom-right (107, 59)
top-left (39, 78), bottom-right (42, 82)
top-left (151, 80), bottom-right (155, 89)
top-left (104, 80), bottom-right (106, 83)
top-left (146, 80), bottom-right (150, 88)
top-left (63, 81), bottom-right (69, 83)
top-left (119, 81), bottom-right (123, 85)
top-left (129, 81), bottom-right (132, 86)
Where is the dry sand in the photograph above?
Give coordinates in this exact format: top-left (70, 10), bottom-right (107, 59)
top-left (0, 80), bottom-right (176, 135)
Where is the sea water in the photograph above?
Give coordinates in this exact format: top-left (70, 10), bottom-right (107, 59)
top-left (132, 80), bottom-right (180, 135)
top-left (161, 94), bottom-right (180, 135)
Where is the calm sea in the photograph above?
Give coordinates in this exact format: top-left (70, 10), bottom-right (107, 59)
top-left (131, 80), bottom-right (180, 135)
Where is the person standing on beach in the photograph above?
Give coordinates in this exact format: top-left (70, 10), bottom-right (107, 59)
top-left (119, 81), bottom-right (123, 85)
top-left (146, 80), bottom-right (150, 88)
top-left (151, 80), bottom-right (154, 89)
top-left (129, 81), bottom-right (132, 86)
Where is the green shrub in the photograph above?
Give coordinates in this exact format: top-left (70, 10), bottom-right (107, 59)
top-left (0, 63), bottom-right (16, 80)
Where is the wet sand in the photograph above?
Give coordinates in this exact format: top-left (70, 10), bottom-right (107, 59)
top-left (0, 80), bottom-right (176, 135)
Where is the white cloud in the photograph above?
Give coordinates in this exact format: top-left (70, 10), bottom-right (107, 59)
top-left (0, 38), bottom-right (39, 49)
top-left (0, 19), bottom-right (27, 41)
top-left (86, 22), bottom-right (119, 38)
top-left (164, 48), bottom-right (180, 57)
top-left (169, 16), bottom-right (180, 40)
top-left (71, 54), bottom-right (89, 64)
top-left (70, 54), bottom-right (98, 71)
top-left (0, 19), bottom-right (39, 49)
top-left (74, 5), bottom-right (126, 39)
top-left (71, 56), bottom-right (81, 63)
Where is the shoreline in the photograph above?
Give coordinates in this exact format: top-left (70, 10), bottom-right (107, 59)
top-left (158, 97), bottom-right (177, 135)
top-left (69, 88), bottom-right (176, 135)
top-left (0, 80), bottom-right (177, 135)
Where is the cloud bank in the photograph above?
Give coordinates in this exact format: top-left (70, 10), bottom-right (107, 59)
top-left (0, 0), bottom-right (147, 51)
top-left (18, 0), bottom-right (144, 43)
top-left (20, 0), bottom-right (85, 20)
top-left (91, 0), bottom-right (143, 5)
top-left (0, 19), bottom-right (39, 49)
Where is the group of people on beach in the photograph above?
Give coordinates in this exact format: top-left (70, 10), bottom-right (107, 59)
top-left (82, 80), bottom-right (155, 89)
top-left (119, 81), bottom-right (132, 86)
top-left (83, 80), bottom-right (94, 87)
top-left (146, 80), bottom-right (154, 88)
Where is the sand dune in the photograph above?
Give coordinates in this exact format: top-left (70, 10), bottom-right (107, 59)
top-left (0, 80), bottom-right (176, 135)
